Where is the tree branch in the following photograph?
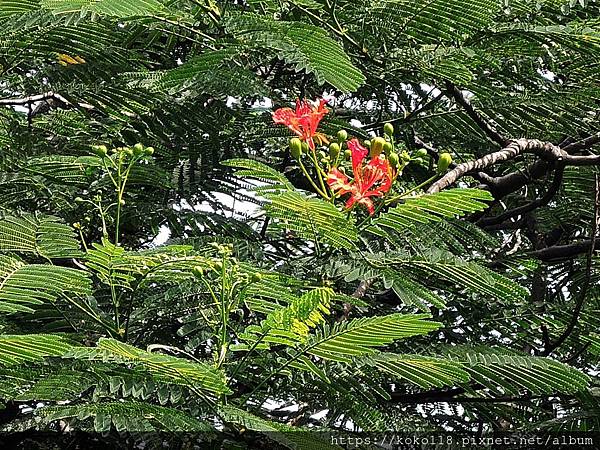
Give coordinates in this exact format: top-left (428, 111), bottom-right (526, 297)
top-left (427, 139), bottom-right (563, 194)
top-left (477, 163), bottom-right (565, 227)
top-left (562, 132), bottom-right (600, 153)
top-left (428, 137), bottom-right (600, 194)
top-left (542, 174), bottom-right (600, 355)
top-left (526, 239), bottom-right (600, 262)
top-left (445, 81), bottom-right (510, 147)
top-left (364, 90), bottom-right (446, 131)
top-left (0, 92), bottom-right (59, 105)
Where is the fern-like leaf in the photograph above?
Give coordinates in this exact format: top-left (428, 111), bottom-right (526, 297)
top-left (0, 334), bottom-right (73, 366)
top-left (66, 338), bottom-right (231, 395)
top-left (369, 188), bottom-right (493, 236)
top-left (301, 314), bottom-right (441, 364)
top-left (265, 191), bottom-right (358, 250)
top-left (0, 214), bottom-right (81, 258)
top-left (0, 255), bottom-right (91, 313)
top-left (38, 401), bottom-right (212, 432)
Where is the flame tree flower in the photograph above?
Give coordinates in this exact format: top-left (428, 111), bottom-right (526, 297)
top-left (272, 98), bottom-right (329, 150)
top-left (327, 138), bottom-right (394, 215)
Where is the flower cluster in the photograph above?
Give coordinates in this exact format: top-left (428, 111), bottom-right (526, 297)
top-left (327, 139), bottom-right (394, 215)
top-left (272, 97), bottom-right (451, 217)
top-left (272, 98), bottom-right (329, 151)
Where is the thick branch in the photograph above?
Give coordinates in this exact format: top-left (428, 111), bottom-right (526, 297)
top-left (526, 240), bottom-right (600, 262)
top-left (478, 163), bottom-right (565, 227)
top-left (562, 132), bottom-right (600, 153)
top-left (0, 92), bottom-right (60, 105)
top-left (427, 139), bottom-right (563, 194)
top-left (389, 386), bottom-right (562, 404)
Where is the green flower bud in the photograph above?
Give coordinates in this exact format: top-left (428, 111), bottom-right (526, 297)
top-left (364, 139), bottom-right (371, 148)
top-left (289, 138), bottom-right (303, 159)
top-left (370, 137), bottom-right (386, 157)
top-left (383, 122), bottom-right (394, 136)
top-left (388, 152), bottom-right (400, 167)
top-left (191, 266), bottom-right (204, 279)
top-left (344, 149), bottom-right (352, 160)
top-left (329, 142), bottom-right (340, 159)
top-left (251, 272), bottom-right (263, 283)
top-left (145, 147), bottom-right (155, 156)
top-left (124, 148), bottom-right (134, 157)
top-left (74, 197), bottom-right (84, 203)
top-left (383, 142), bottom-right (393, 155)
top-left (301, 142), bottom-right (310, 153)
top-left (120, 198), bottom-right (126, 206)
top-left (336, 129), bottom-right (348, 142)
top-left (133, 143), bottom-right (145, 156)
top-left (437, 153), bottom-right (453, 173)
top-left (415, 148), bottom-right (428, 158)
top-left (92, 145), bottom-right (108, 157)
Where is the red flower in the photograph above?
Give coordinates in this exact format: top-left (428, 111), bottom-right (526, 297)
top-left (327, 138), bottom-right (393, 215)
top-left (272, 98), bottom-right (329, 150)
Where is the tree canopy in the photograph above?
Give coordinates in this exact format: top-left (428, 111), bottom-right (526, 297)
top-left (0, 0), bottom-right (599, 448)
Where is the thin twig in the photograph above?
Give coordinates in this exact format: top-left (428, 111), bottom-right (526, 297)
top-left (543, 174), bottom-right (600, 355)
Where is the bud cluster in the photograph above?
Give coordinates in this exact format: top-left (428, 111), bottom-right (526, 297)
top-left (91, 143), bottom-right (155, 159)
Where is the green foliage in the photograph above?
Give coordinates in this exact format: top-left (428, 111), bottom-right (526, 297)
top-left (0, 0), bottom-right (598, 445)
top-left (369, 188), bottom-right (494, 236)
top-left (224, 14), bottom-right (365, 92)
top-left (264, 191), bottom-right (358, 250)
top-left (301, 314), bottom-right (441, 364)
top-left (38, 401), bottom-right (212, 432)
top-left (67, 338), bottom-right (231, 395)
top-left (0, 213), bottom-right (81, 258)
top-left (0, 334), bottom-right (73, 366)
top-left (0, 256), bottom-right (91, 313)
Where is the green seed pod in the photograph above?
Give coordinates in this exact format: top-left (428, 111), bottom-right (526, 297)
top-left (329, 142), bottom-right (341, 159)
top-left (337, 129), bottom-right (348, 142)
top-left (145, 146), bottom-right (155, 156)
top-left (383, 142), bottom-right (393, 155)
top-left (133, 143), bottom-right (145, 156)
top-left (388, 152), bottom-right (400, 167)
top-left (437, 153), bottom-right (453, 173)
top-left (191, 266), bottom-right (204, 279)
top-left (289, 138), bottom-right (303, 159)
top-left (370, 137), bottom-right (386, 157)
top-left (383, 122), bottom-right (394, 137)
top-left (344, 149), bottom-right (352, 160)
top-left (415, 148), bottom-right (428, 158)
